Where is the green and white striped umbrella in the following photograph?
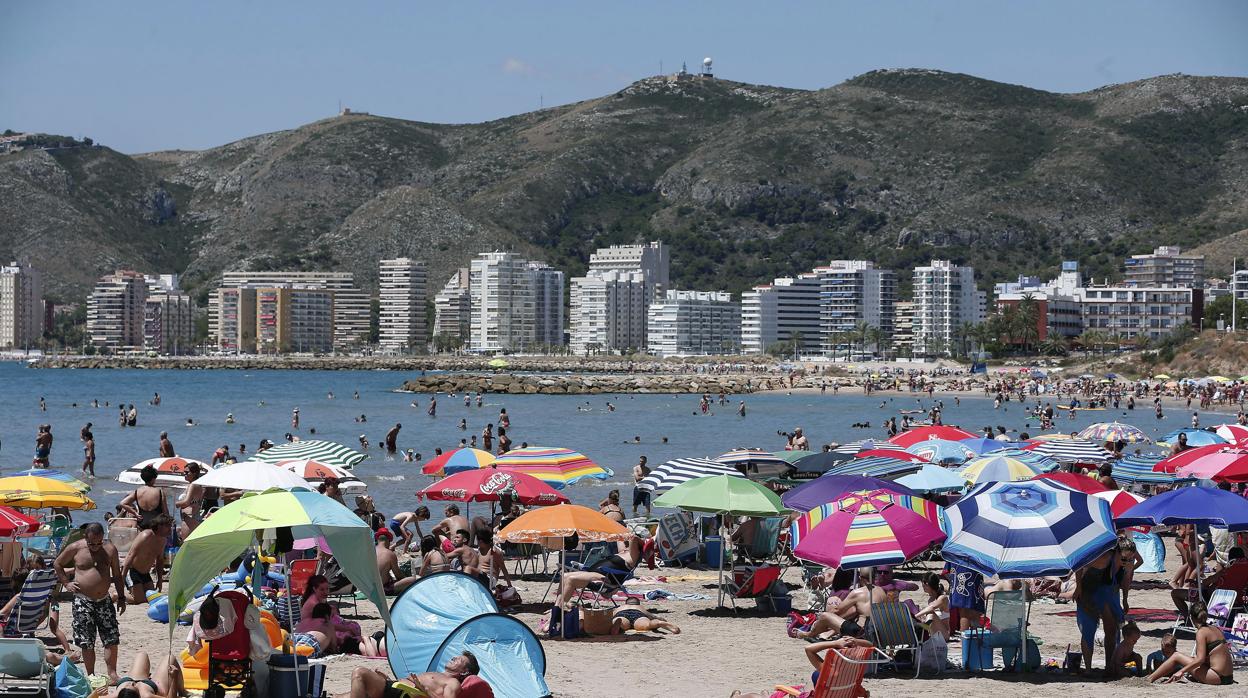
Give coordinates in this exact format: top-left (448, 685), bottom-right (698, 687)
top-left (251, 440), bottom-right (366, 470)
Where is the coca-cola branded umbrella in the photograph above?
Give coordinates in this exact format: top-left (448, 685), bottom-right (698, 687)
top-left (418, 469), bottom-right (569, 506)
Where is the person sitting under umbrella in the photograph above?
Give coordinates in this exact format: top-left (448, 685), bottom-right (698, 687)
top-left (556, 530), bottom-right (648, 610)
top-left (795, 567), bottom-right (887, 640)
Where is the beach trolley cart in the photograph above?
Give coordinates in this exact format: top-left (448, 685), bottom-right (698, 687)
top-left (206, 590), bottom-right (256, 696)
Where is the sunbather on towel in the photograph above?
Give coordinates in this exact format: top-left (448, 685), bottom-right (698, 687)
top-left (796, 568), bottom-right (886, 640)
top-left (105, 651), bottom-right (185, 698)
top-left (337, 652), bottom-right (493, 698)
top-left (611, 598), bottom-right (680, 634)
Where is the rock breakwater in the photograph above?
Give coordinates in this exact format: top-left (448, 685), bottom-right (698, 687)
top-left (400, 373), bottom-right (782, 395)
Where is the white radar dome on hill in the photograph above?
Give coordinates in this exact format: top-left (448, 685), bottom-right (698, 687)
top-left (703, 57), bottom-right (713, 68)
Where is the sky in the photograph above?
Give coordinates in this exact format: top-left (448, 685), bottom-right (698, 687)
top-left (2, 1), bottom-right (1246, 154)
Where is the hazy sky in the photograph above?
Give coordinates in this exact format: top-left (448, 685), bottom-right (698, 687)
top-left (3, 1), bottom-right (1245, 153)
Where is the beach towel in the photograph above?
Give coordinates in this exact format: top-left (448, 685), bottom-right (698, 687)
top-left (1050, 607), bottom-right (1176, 623)
top-left (1132, 531), bottom-right (1165, 574)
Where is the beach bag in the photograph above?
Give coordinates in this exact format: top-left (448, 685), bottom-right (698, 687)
top-left (55, 657), bottom-right (90, 698)
top-left (917, 633), bottom-right (948, 671)
top-left (494, 584), bottom-right (521, 609)
top-left (581, 607), bottom-right (614, 636)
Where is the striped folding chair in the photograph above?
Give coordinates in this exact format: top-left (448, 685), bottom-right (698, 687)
top-left (868, 600), bottom-right (923, 677)
top-left (1, 569), bottom-right (57, 637)
top-left (812, 644), bottom-right (889, 698)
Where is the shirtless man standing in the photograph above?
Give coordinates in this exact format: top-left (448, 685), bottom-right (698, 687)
top-left (55, 522), bottom-right (126, 682)
top-left (631, 456), bottom-right (651, 518)
top-left (431, 505), bottom-right (470, 549)
top-left (122, 515), bottom-right (172, 604)
top-left (339, 652), bottom-right (489, 698)
top-left (158, 432), bottom-right (175, 458)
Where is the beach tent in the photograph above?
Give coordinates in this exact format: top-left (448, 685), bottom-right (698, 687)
top-left (430, 614), bottom-right (549, 698)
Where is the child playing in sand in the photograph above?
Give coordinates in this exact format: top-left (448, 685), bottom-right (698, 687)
top-left (1109, 621), bottom-right (1143, 678)
top-left (1147, 634), bottom-right (1177, 675)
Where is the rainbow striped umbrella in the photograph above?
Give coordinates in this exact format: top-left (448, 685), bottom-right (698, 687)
top-left (1078, 422), bottom-right (1150, 444)
top-left (986, 448), bottom-right (1060, 472)
top-left (493, 447), bottom-right (613, 489)
top-left (959, 455), bottom-right (1045, 485)
top-left (421, 448), bottom-right (497, 476)
top-left (791, 489), bottom-right (945, 569)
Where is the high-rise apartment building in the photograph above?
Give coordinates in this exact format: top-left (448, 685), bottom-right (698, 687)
top-left (0, 262), bottom-right (43, 349)
top-left (142, 274), bottom-right (194, 355)
top-left (378, 258), bottom-right (428, 352)
top-left (432, 269), bottom-right (471, 345)
top-left (586, 242), bottom-right (670, 301)
top-left (88, 270), bottom-right (147, 350)
top-left (740, 274), bottom-right (823, 355)
top-left (912, 260), bottom-right (984, 356)
top-left (816, 260), bottom-right (897, 355)
top-left (893, 301), bottom-right (915, 358)
top-left (528, 262), bottom-right (565, 348)
top-left (469, 252), bottom-right (535, 353)
top-left (646, 290), bottom-right (739, 356)
top-left (209, 271), bottom-right (368, 351)
top-left (569, 270), bottom-right (647, 354)
top-left (1124, 246), bottom-right (1205, 288)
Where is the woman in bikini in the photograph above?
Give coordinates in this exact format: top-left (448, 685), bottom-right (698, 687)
top-left (914, 572), bottom-right (950, 640)
top-left (1148, 600), bottom-right (1235, 685)
top-left (611, 598), bottom-right (680, 634)
top-left (417, 535), bottom-right (451, 576)
top-left (598, 490), bottom-right (624, 524)
top-left (108, 651), bottom-right (185, 698)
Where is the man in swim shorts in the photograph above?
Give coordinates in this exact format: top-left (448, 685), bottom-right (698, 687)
top-left (55, 523), bottom-right (125, 682)
top-left (338, 652), bottom-right (492, 698)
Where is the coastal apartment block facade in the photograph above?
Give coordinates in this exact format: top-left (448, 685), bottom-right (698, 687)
top-left (209, 271), bottom-right (369, 352)
top-left (468, 253), bottom-right (565, 353)
top-left (433, 268), bottom-right (471, 343)
top-left (912, 260), bottom-right (985, 356)
top-left (647, 290), bottom-right (740, 356)
top-left (569, 270), bottom-right (647, 355)
top-left (87, 270), bottom-right (147, 350)
top-left (740, 274), bottom-right (823, 355)
top-left (818, 261), bottom-right (897, 354)
top-left (0, 262), bottom-right (43, 349)
top-left (1124, 246), bottom-right (1205, 288)
top-left (378, 258), bottom-right (428, 352)
top-left (1074, 285), bottom-right (1203, 340)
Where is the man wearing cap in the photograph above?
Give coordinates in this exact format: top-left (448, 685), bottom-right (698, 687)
top-left (374, 529), bottom-right (416, 595)
top-left (792, 427), bottom-right (809, 451)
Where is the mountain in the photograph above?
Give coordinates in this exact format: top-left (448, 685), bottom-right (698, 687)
top-left (4, 69), bottom-right (1248, 303)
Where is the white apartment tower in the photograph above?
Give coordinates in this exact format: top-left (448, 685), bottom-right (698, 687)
top-left (143, 275), bottom-right (194, 355)
top-left (378, 258), bottom-right (428, 351)
top-left (570, 270), bottom-right (647, 354)
top-left (912, 260), bottom-right (984, 356)
top-left (646, 290), bottom-right (740, 356)
top-left (469, 252), bottom-right (536, 353)
top-left (586, 242), bottom-right (670, 301)
top-left (88, 270), bottom-right (148, 349)
top-left (0, 262), bottom-right (43, 349)
top-left (740, 274), bottom-right (823, 355)
top-left (816, 260), bottom-right (897, 355)
top-left (433, 269), bottom-right (471, 344)
top-left (528, 262), bottom-right (566, 348)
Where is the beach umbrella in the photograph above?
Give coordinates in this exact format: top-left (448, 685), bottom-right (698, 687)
top-left (782, 475), bottom-right (917, 513)
top-left (487, 358), bottom-right (509, 368)
top-left (1093, 490), bottom-right (1147, 530)
top-left (1152, 444), bottom-right (1237, 473)
top-left (896, 463), bottom-right (967, 495)
top-left (1029, 433), bottom-right (1077, 441)
top-left (1079, 422), bottom-right (1150, 444)
top-left (888, 426), bottom-right (977, 448)
top-left (1213, 424), bottom-right (1248, 444)
top-left (497, 503), bottom-right (630, 544)
top-left (1153, 374), bottom-right (1171, 381)
top-left (904, 439), bottom-right (976, 465)
top-left (1024, 438), bottom-right (1111, 465)
top-left (193, 462), bottom-right (312, 492)
top-left (0, 507), bottom-right (41, 537)
top-left (418, 469), bottom-right (568, 506)
top-left (0, 476), bottom-right (95, 510)
top-left (638, 458), bottom-right (744, 494)
top-left (493, 447), bottom-right (613, 489)
top-left (1031, 471), bottom-right (1109, 494)
top-left (1175, 449), bottom-right (1248, 482)
top-left (774, 450), bottom-right (818, 464)
top-left (791, 490), bottom-right (946, 569)
top-left (714, 449), bottom-right (790, 478)
top-left (252, 440), bottom-right (366, 470)
top-left (118, 457), bottom-right (209, 487)
top-left (1113, 454), bottom-right (1187, 486)
top-left (958, 437), bottom-right (1023, 455)
top-left (9, 468), bottom-right (91, 493)
top-left (273, 459), bottom-right (368, 494)
top-left (824, 456), bottom-right (924, 480)
top-left (941, 480), bottom-right (1118, 579)
top-left (1115, 486), bottom-right (1248, 531)
top-left (421, 448), bottom-right (496, 476)
top-left (652, 475), bottom-right (789, 517)
top-left (830, 439), bottom-right (906, 455)
top-left (789, 451), bottom-right (855, 479)
top-left (985, 448), bottom-right (1060, 472)
top-left (855, 449), bottom-right (928, 463)
top-left (1157, 428), bottom-right (1226, 448)
top-left (958, 455), bottom-right (1044, 486)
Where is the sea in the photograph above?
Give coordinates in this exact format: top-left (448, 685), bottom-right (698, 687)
top-left (0, 361), bottom-right (1206, 521)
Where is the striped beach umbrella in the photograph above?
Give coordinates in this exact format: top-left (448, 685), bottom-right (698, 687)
top-left (11, 468), bottom-right (91, 493)
top-left (1079, 422), bottom-right (1150, 444)
top-left (1025, 438), bottom-right (1111, 465)
top-left (638, 458), bottom-right (743, 494)
top-left (1175, 449), bottom-right (1248, 482)
top-left (252, 440), bottom-right (366, 470)
top-left (985, 448), bottom-right (1060, 472)
top-left (1213, 424), bottom-right (1248, 445)
top-left (118, 457), bottom-right (209, 487)
top-left (274, 459), bottom-right (368, 494)
top-left (0, 506), bottom-right (40, 537)
top-left (941, 480), bottom-right (1118, 579)
top-left (789, 452), bottom-right (855, 479)
top-left (904, 439), bottom-right (976, 465)
top-left (831, 439), bottom-right (906, 455)
top-left (959, 455), bottom-right (1044, 486)
top-left (782, 475), bottom-right (917, 513)
top-left (958, 437), bottom-right (1024, 455)
top-left (791, 490), bottom-right (945, 569)
top-left (1157, 428), bottom-right (1226, 448)
top-left (888, 426), bottom-right (977, 448)
top-left (1152, 444), bottom-right (1233, 473)
top-left (1113, 454), bottom-right (1187, 486)
top-left (715, 449), bottom-right (790, 477)
top-left (825, 456), bottom-right (923, 480)
top-left (421, 448), bottom-right (496, 476)
top-left (493, 447), bottom-right (613, 490)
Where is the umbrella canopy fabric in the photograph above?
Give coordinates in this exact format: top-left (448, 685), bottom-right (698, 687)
top-left (496, 504), bottom-right (630, 543)
top-left (1113, 455), bottom-right (1187, 486)
top-left (653, 475), bottom-right (789, 517)
top-left (0, 476), bottom-right (95, 510)
top-left (418, 469), bottom-right (568, 506)
top-left (715, 449), bottom-right (791, 478)
top-left (791, 490), bottom-right (946, 569)
top-left (1213, 424), bottom-right (1248, 445)
top-left (10, 468), bottom-right (91, 492)
top-left (789, 452), bottom-right (855, 479)
top-left (638, 458), bottom-right (743, 494)
top-left (0, 506), bottom-right (41, 537)
top-left (167, 488), bottom-right (390, 639)
top-left (1029, 433), bottom-right (1075, 441)
top-left (855, 449), bottom-right (928, 463)
top-left (1153, 444), bottom-right (1237, 473)
top-left (252, 440), bottom-right (366, 470)
top-left (958, 455), bottom-right (1044, 486)
top-left (896, 464), bottom-right (967, 494)
top-left (888, 426), bottom-right (977, 448)
top-left (1079, 422), bottom-right (1150, 444)
top-left (775, 450), bottom-right (818, 464)
top-left (830, 440), bottom-right (905, 455)
top-left (1025, 438), bottom-right (1111, 465)
top-left (492, 447), bottom-right (613, 489)
top-left (1114, 487), bottom-right (1248, 531)
top-left (1092, 489), bottom-right (1147, 520)
top-left (941, 480), bottom-right (1118, 579)
top-left (1175, 449), bottom-right (1248, 482)
top-left (274, 459), bottom-right (368, 493)
top-left (118, 457), bottom-right (208, 487)
top-left (421, 448), bottom-right (496, 476)
top-left (986, 448), bottom-right (1060, 472)
top-left (194, 462), bottom-right (312, 492)
top-left (1032, 472), bottom-right (1109, 494)
top-left (487, 358), bottom-right (509, 368)
top-left (959, 437), bottom-right (1024, 455)
top-left (824, 456), bottom-right (924, 480)
top-left (1158, 428), bottom-right (1227, 448)
top-left (781, 475), bottom-right (917, 513)
top-left (904, 439), bottom-right (976, 465)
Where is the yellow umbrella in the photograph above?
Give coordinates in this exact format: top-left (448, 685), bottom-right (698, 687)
top-left (0, 476), bottom-right (96, 510)
top-left (1152, 374), bottom-right (1171, 380)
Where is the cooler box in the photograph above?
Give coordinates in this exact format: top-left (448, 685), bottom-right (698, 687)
top-left (703, 536), bottom-right (724, 566)
top-left (759, 593), bottom-right (792, 616)
top-left (268, 654), bottom-right (324, 698)
top-left (961, 630), bottom-right (994, 671)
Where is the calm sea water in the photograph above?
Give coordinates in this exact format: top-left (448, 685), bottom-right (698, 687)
top-left (0, 361), bottom-right (1204, 521)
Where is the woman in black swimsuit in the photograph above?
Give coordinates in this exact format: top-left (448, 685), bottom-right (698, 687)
top-left (611, 598), bottom-right (680, 634)
top-left (1148, 600), bottom-right (1235, 685)
top-left (119, 465), bottom-right (168, 529)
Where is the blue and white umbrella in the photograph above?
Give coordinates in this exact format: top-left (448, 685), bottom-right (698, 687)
top-left (638, 458), bottom-right (743, 494)
top-left (1026, 438), bottom-right (1111, 465)
top-left (941, 480), bottom-right (1118, 579)
top-left (825, 456), bottom-right (923, 480)
top-left (830, 439), bottom-right (906, 456)
top-left (1157, 428), bottom-right (1227, 448)
top-left (1113, 454), bottom-right (1190, 487)
top-left (904, 439), bottom-right (976, 465)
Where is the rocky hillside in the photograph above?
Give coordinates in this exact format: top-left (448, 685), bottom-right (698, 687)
top-left (4, 69), bottom-right (1248, 302)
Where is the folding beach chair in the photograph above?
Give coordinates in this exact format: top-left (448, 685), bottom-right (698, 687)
top-left (744, 517), bottom-right (784, 566)
top-left (723, 565), bottom-right (781, 612)
top-left (321, 556), bottom-right (359, 616)
top-left (1174, 563), bottom-right (1248, 640)
top-left (287, 558), bottom-right (317, 597)
top-left (778, 644), bottom-right (889, 698)
top-left (1, 570), bottom-right (57, 638)
top-left (0, 637), bottom-right (52, 697)
top-left (868, 600), bottom-right (924, 677)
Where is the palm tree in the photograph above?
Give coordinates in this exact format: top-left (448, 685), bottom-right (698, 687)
top-left (1016, 294), bottom-right (1041, 353)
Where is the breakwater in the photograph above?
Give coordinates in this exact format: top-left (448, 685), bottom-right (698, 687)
top-left (400, 372), bottom-right (785, 394)
top-left (28, 355), bottom-right (779, 373)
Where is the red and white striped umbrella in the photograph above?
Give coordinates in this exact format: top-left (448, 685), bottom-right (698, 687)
top-left (118, 457), bottom-right (209, 488)
top-left (0, 506), bottom-right (41, 537)
top-left (274, 459), bottom-right (368, 494)
top-left (1214, 423), bottom-right (1248, 445)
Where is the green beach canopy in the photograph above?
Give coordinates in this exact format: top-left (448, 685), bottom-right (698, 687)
top-left (252, 440), bottom-right (367, 469)
top-left (167, 487), bottom-right (390, 639)
top-left (653, 474), bottom-right (790, 517)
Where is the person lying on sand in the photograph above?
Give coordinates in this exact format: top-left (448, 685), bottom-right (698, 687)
top-left (611, 598), bottom-right (680, 634)
top-left (338, 652), bottom-right (493, 698)
top-left (104, 651), bottom-right (186, 698)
